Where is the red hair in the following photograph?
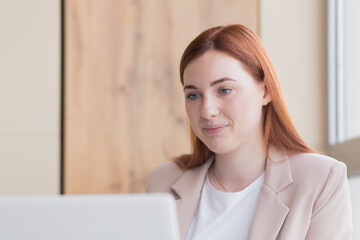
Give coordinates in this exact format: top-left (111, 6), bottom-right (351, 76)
top-left (175, 24), bottom-right (314, 169)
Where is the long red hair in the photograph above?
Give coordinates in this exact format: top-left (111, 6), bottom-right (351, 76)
top-left (175, 24), bottom-right (314, 169)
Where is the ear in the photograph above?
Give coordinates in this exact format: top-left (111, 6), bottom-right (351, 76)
top-left (262, 83), bottom-right (272, 106)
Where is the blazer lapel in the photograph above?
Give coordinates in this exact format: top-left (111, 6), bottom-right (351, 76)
top-left (171, 157), bottom-right (214, 240)
top-left (248, 146), bottom-right (293, 240)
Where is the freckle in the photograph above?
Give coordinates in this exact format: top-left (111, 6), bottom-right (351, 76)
top-left (111, 183), bottom-right (122, 190)
top-left (176, 117), bottom-right (184, 124)
top-left (118, 86), bottom-right (126, 93)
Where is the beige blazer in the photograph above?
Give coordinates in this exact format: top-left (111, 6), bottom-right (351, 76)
top-left (147, 146), bottom-right (352, 240)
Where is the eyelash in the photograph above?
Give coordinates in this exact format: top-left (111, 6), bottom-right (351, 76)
top-left (218, 88), bottom-right (232, 95)
top-left (185, 88), bottom-right (233, 101)
top-left (186, 93), bottom-right (200, 101)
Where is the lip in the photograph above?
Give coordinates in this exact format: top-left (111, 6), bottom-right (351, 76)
top-left (203, 124), bottom-right (229, 135)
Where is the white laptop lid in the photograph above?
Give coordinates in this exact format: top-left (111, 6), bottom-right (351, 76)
top-left (0, 193), bottom-right (180, 240)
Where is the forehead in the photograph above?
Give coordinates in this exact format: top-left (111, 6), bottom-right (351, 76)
top-left (183, 50), bottom-right (250, 85)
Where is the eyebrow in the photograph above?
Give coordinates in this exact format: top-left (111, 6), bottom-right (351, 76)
top-left (183, 77), bottom-right (237, 91)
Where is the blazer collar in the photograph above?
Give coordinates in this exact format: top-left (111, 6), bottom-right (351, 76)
top-left (264, 144), bottom-right (293, 193)
top-left (171, 145), bottom-right (294, 240)
top-left (171, 145), bottom-right (293, 196)
top-left (171, 156), bottom-right (214, 239)
top-left (172, 156), bottom-right (214, 198)
top-left (248, 145), bottom-right (293, 239)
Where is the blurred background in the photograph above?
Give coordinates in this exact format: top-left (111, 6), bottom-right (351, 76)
top-left (0, 0), bottom-right (359, 237)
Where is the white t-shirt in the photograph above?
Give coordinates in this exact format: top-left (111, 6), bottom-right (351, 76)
top-left (185, 172), bottom-right (265, 240)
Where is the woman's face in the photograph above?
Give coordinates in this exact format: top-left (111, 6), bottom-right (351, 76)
top-left (183, 50), bottom-right (270, 155)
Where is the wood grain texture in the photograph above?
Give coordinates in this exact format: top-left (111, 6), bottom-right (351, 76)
top-left (65, 0), bottom-right (258, 194)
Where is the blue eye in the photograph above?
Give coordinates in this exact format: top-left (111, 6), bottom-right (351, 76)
top-left (218, 88), bottom-right (232, 95)
top-left (186, 93), bottom-right (200, 101)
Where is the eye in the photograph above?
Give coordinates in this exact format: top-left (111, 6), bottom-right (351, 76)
top-left (218, 88), bottom-right (232, 95)
top-left (186, 93), bottom-right (200, 101)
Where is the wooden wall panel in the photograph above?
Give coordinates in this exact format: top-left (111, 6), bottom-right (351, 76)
top-left (65, 0), bottom-right (258, 194)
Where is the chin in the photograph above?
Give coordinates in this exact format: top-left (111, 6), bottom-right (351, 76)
top-left (203, 142), bottom-right (233, 155)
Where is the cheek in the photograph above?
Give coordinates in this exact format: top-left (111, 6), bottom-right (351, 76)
top-left (227, 93), bottom-right (264, 123)
top-left (185, 104), bottom-right (202, 136)
top-left (185, 103), bottom-right (199, 122)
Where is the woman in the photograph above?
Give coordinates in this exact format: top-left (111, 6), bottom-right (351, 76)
top-left (147, 24), bottom-right (352, 240)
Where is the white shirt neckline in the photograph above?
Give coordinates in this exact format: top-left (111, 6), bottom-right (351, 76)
top-left (205, 172), bottom-right (265, 198)
top-left (185, 171), bottom-right (265, 240)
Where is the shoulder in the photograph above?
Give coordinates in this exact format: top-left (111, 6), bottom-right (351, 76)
top-left (287, 152), bottom-right (348, 197)
top-left (288, 152), bottom-right (347, 180)
top-left (146, 161), bottom-right (186, 193)
top-left (286, 153), bottom-right (352, 238)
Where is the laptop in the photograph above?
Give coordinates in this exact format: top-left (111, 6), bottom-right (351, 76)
top-left (0, 193), bottom-right (180, 240)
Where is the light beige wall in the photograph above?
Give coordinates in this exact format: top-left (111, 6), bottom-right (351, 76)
top-left (260, 0), bottom-right (327, 151)
top-left (0, 0), bottom-right (60, 195)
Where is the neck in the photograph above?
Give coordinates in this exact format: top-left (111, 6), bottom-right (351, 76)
top-left (210, 141), bottom-right (267, 192)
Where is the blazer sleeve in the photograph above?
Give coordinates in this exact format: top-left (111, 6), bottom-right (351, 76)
top-left (306, 161), bottom-right (353, 239)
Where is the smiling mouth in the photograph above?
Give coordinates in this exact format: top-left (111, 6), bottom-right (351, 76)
top-left (203, 125), bottom-right (229, 135)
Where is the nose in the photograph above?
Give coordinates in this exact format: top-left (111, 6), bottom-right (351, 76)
top-left (200, 95), bottom-right (219, 119)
